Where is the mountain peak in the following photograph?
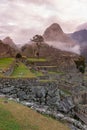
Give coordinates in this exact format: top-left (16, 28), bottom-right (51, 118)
top-left (43, 23), bottom-right (64, 41)
top-left (48, 23), bottom-right (63, 32)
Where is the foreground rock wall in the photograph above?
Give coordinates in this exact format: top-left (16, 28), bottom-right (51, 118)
top-left (0, 78), bottom-right (87, 129)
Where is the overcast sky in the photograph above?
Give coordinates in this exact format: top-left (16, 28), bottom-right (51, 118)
top-left (0, 0), bottom-right (87, 44)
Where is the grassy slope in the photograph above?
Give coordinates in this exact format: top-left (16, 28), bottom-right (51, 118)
top-left (0, 98), bottom-right (70, 130)
top-left (0, 58), bottom-right (14, 76)
top-left (11, 62), bottom-right (36, 78)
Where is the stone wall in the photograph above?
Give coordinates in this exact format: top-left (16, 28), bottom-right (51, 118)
top-left (0, 78), bottom-right (74, 113)
top-left (76, 105), bottom-right (87, 117)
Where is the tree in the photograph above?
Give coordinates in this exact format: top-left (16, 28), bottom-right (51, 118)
top-left (31, 35), bottom-right (44, 58)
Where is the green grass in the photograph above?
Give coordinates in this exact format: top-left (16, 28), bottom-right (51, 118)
top-left (0, 98), bottom-right (70, 130)
top-left (28, 58), bottom-right (47, 62)
top-left (0, 58), bottom-right (14, 76)
top-left (11, 62), bottom-right (36, 78)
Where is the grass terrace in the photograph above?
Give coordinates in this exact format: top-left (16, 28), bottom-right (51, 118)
top-left (28, 58), bottom-right (47, 62)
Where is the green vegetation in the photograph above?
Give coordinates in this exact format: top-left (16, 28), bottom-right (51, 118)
top-left (0, 106), bottom-right (20, 130)
top-left (28, 58), bottom-right (47, 62)
top-left (31, 35), bottom-right (44, 58)
top-left (0, 58), bottom-right (14, 67)
top-left (0, 98), bottom-right (70, 130)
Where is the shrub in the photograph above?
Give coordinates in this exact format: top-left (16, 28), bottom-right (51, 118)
top-left (16, 53), bottom-right (22, 59)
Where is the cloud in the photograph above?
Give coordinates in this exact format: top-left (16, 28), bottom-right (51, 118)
top-left (0, 0), bottom-right (87, 43)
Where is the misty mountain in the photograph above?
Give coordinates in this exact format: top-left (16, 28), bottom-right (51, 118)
top-left (77, 22), bottom-right (87, 31)
top-left (43, 23), bottom-right (80, 54)
top-left (70, 29), bottom-right (87, 61)
top-left (3, 37), bottom-right (17, 50)
top-left (70, 29), bottom-right (87, 44)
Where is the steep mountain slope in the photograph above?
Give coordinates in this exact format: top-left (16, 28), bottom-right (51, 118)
top-left (3, 36), bottom-right (17, 50)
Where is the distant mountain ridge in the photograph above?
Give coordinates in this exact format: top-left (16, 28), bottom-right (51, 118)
top-left (0, 40), bottom-right (16, 57)
top-left (3, 36), bottom-right (17, 50)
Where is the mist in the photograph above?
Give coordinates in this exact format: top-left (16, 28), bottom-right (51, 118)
top-left (47, 41), bottom-right (80, 55)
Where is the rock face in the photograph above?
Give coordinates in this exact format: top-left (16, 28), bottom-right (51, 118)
top-left (43, 23), bottom-right (75, 47)
top-left (3, 36), bottom-right (17, 50)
